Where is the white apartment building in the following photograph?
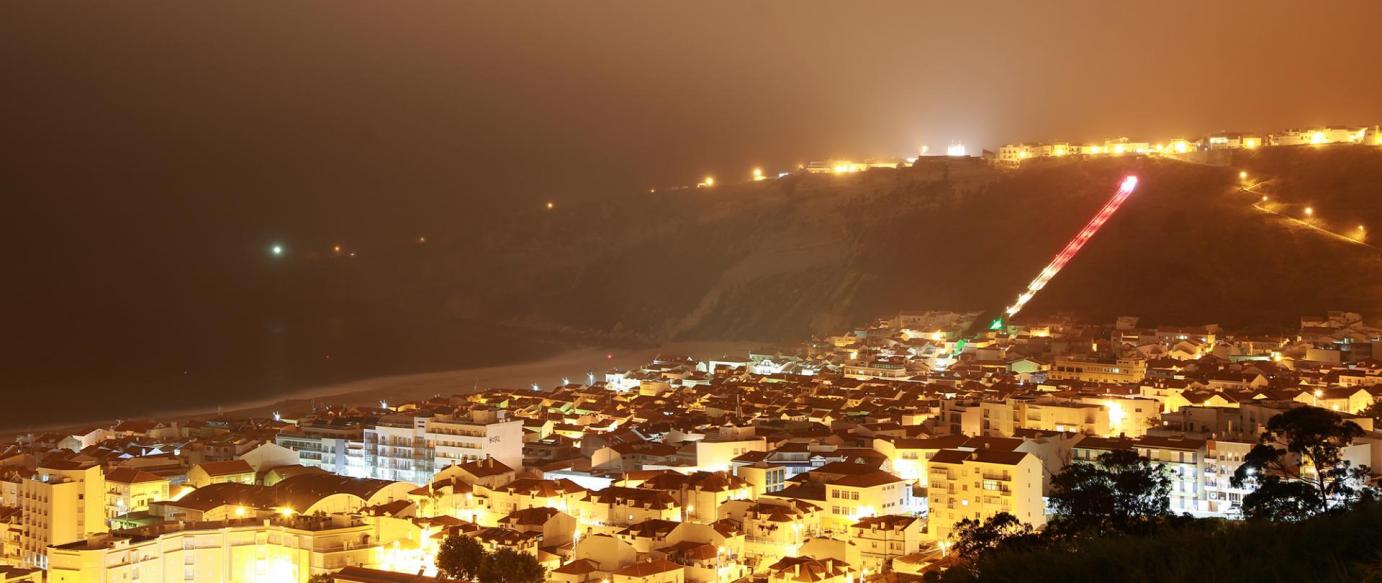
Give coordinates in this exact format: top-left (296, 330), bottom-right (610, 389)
top-left (364, 414), bottom-right (434, 485)
top-left (1076, 435), bottom-right (1222, 517)
top-left (1134, 436), bottom-right (1208, 516)
top-left (1205, 438), bottom-right (1254, 517)
top-left (18, 460), bottom-right (106, 569)
top-left (276, 423), bottom-right (369, 478)
top-left (427, 409), bottom-right (524, 472)
top-left (364, 409), bottom-right (524, 485)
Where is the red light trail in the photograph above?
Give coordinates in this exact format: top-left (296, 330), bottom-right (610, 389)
top-left (1002, 175), bottom-right (1140, 320)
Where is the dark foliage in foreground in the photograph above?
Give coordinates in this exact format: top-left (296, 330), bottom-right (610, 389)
top-left (932, 501), bottom-right (1382, 583)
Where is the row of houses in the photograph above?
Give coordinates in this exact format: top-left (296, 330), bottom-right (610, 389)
top-left (997, 125), bottom-right (1382, 165)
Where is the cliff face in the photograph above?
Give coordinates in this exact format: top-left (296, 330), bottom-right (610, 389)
top-left (11, 148), bottom-right (1382, 428)
top-left (420, 147), bottom-right (1382, 342)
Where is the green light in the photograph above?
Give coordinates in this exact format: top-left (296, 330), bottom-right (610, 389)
top-left (989, 318), bottom-right (1004, 331)
top-left (271, 244), bottom-right (284, 256)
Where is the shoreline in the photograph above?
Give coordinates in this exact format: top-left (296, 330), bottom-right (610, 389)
top-left (9, 340), bottom-right (761, 438)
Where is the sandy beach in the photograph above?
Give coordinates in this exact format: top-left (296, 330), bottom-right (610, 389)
top-left (19, 340), bottom-right (762, 436)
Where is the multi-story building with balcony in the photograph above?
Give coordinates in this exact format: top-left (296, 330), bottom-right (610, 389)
top-left (103, 468), bottom-right (170, 520)
top-left (1205, 438), bottom-right (1254, 517)
top-left (364, 414), bottom-right (434, 484)
top-left (426, 409), bottom-right (524, 472)
top-left (1077, 435), bottom-right (1220, 517)
top-left (18, 460), bottom-right (107, 569)
top-left (276, 421), bottom-right (368, 478)
top-left (926, 448), bottom-right (1044, 542)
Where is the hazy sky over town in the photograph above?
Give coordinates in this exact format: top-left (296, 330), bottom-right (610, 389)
top-left (6, 1), bottom-right (1381, 202)
top-left (3, 1), bottom-right (1381, 427)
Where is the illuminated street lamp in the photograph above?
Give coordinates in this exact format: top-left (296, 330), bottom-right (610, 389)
top-left (752, 167), bottom-right (765, 181)
top-left (1304, 207), bottom-right (1314, 218)
top-left (1238, 170), bottom-right (1248, 180)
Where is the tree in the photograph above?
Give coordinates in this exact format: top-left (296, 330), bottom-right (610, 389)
top-left (1359, 400), bottom-right (1382, 421)
top-left (1047, 449), bottom-right (1172, 537)
top-left (1238, 475), bottom-right (1323, 522)
top-left (477, 548), bottom-right (545, 583)
top-left (308, 575), bottom-right (334, 583)
top-left (1231, 406), bottom-right (1371, 519)
top-left (437, 534), bottom-right (486, 581)
top-left (950, 512), bottom-right (1037, 561)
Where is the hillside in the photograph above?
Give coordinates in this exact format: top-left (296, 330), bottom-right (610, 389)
top-left (418, 146), bottom-right (1382, 341)
top-left (11, 147), bottom-right (1382, 428)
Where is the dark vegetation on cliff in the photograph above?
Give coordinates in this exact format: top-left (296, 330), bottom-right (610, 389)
top-left (440, 146), bottom-right (1382, 342)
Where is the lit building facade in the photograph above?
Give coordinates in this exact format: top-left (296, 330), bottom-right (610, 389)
top-left (426, 409), bottom-right (525, 472)
top-left (18, 461), bottom-right (106, 569)
top-left (46, 515), bottom-right (398, 582)
top-left (364, 415), bottom-right (434, 484)
top-left (927, 449), bottom-right (1044, 543)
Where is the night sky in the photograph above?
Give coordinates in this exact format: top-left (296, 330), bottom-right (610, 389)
top-left (3, 1), bottom-right (1381, 429)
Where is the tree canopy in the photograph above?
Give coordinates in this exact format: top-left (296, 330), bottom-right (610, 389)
top-left (437, 534), bottom-right (486, 581)
top-left (951, 512), bottom-right (1038, 561)
top-left (478, 548), bottom-right (545, 583)
top-left (1047, 448), bottom-right (1173, 537)
top-left (1231, 406), bottom-right (1373, 520)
